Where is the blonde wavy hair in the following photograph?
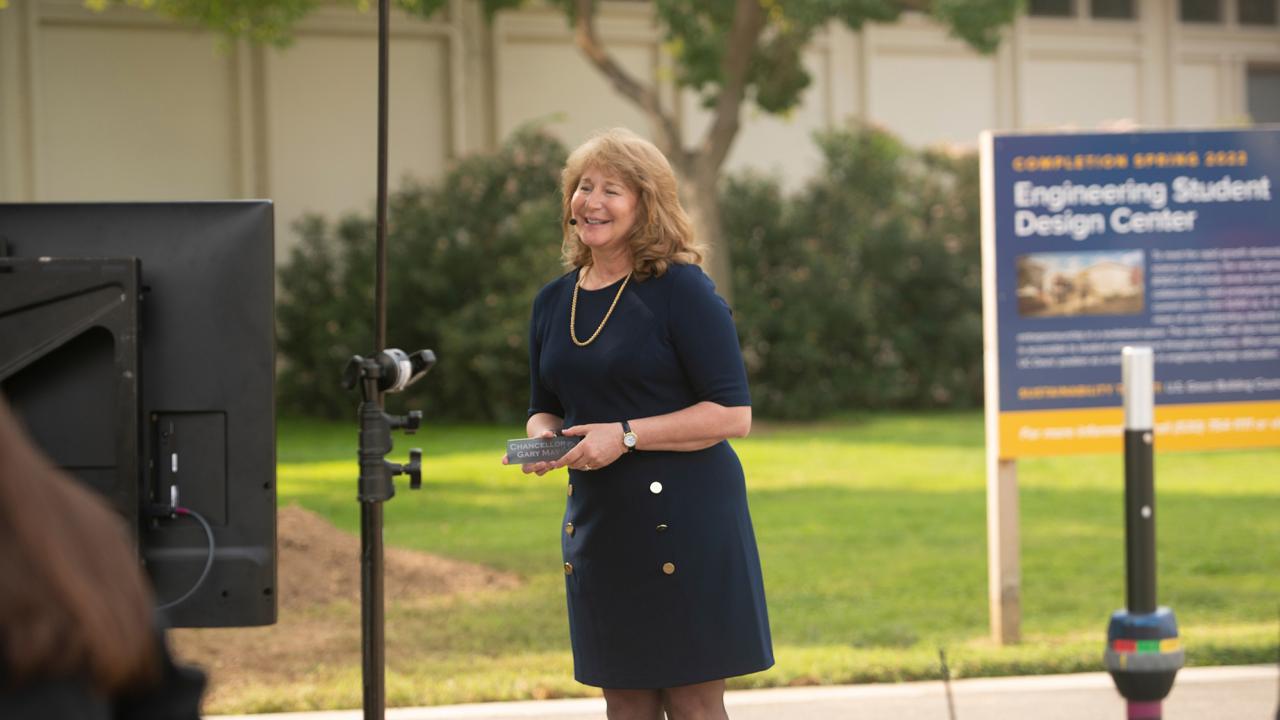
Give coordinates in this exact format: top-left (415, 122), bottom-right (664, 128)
top-left (560, 128), bottom-right (703, 279)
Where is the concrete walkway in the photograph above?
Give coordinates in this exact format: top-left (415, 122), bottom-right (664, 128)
top-left (213, 665), bottom-right (1278, 720)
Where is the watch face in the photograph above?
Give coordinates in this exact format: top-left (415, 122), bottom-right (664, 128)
top-left (623, 433), bottom-right (637, 448)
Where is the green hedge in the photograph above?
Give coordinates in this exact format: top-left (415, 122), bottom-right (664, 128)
top-left (276, 126), bottom-right (982, 421)
top-left (726, 127), bottom-right (982, 418)
top-left (277, 128), bottom-right (568, 422)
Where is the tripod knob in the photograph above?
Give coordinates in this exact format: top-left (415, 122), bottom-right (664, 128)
top-left (387, 410), bottom-right (423, 433)
top-left (406, 448), bottom-right (422, 490)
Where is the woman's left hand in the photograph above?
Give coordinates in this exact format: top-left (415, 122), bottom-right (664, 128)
top-left (557, 423), bottom-right (626, 472)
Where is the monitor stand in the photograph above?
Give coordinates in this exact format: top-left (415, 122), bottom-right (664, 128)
top-left (0, 255), bottom-right (142, 533)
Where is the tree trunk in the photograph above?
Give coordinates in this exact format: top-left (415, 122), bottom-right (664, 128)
top-left (682, 165), bottom-right (733, 305)
top-left (569, 0), bottom-right (760, 306)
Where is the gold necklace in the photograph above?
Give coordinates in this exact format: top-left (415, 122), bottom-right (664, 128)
top-left (570, 269), bottom-right (632, 347)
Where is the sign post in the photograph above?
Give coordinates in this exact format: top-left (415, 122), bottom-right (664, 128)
top-left (980, 127), bottom-right (1280, 644)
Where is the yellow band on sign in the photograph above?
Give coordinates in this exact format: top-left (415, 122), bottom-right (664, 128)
top-left (998, 401), bottom-right (1280, 458)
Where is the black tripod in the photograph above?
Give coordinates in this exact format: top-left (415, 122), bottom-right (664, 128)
top-left (340, 1), bottom-right (436, 717)
top-left (342, 349), bottom-right (433, 719)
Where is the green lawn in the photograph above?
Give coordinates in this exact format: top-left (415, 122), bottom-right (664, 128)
top-left (234, 412), bottom-right (1278, 712)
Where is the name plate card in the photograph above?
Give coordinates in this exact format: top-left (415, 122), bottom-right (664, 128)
top-left (506, 436), bottom-right (581, 464)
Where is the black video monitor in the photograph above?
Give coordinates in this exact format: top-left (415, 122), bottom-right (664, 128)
top-left (0, 202), bottom-right (276, 628)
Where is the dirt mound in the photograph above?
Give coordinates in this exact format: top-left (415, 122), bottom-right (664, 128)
top-left (169, 505), bottom-right (523, 701)
top-left (277, 504), bottom-right (521, 609)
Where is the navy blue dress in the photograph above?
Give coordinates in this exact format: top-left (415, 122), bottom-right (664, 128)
top-left (528, 262), bottom-right (773, 689)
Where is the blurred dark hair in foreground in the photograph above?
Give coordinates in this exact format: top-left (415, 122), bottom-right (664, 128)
top-left (0, 395), bottom-right (205, 718)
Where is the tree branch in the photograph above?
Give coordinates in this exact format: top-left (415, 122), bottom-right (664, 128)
top-left (697, 0), bottom-right (767, 175)
top-left (572, 0), bottom-right (686, 169)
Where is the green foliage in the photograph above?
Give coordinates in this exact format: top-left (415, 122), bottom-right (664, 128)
top-left (276, 128), bottom-right (568, 421)
top-left (96, 0), bottom-right (326, 46)
top-left (276, 216), bottom-right (376, 418)
top-left (656, 1), bottom-right (741, 108)
top-left (932, 0), bottom-right (1024, 53)
top-left (91, 0), bottom-right (470, 46)
top-left (726, 125), bottom-right (982, 419)
top-left (656, 0), bottom-right (1017, 113)
top-left (277, 124), bottom-right (981, 421)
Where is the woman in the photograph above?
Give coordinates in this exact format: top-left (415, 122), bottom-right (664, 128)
top-left (506, 128), bottom-right (773, 719)
top-left (0, 397), bottom-right (205, 719)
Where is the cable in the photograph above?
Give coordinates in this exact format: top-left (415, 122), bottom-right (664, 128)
top-left (154, 507), bottom-right (215, 612)
top-left (939, 647), bottom-right (957, 720)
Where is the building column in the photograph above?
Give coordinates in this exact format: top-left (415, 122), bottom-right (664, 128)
top-left (827, 20), bottom-right (860, 126)
top-left (995, 14), bottom-right (1023, 131)
top-left (457, 0), bottom-right (496, 153)
top-left (1138, 0), bottom-right (1175, 126)
top-left (0, 0), bottom-right (38, 200)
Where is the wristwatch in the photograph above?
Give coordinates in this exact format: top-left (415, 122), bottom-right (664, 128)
top-left (621, 420), bottom-right (638, 453)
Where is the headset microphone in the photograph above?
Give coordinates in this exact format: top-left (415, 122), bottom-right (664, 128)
top-left (569, 218), bottom-right (578, 225)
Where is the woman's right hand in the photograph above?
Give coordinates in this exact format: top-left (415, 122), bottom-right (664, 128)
top-left (500, 428), bottom-right (560, 476)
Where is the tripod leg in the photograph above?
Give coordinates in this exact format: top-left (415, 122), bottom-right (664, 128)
top-left (361, 501), bottom-right (385, 720)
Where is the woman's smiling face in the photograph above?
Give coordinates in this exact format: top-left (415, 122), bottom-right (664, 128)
top-left (571, 167), bottom-right (638, 253)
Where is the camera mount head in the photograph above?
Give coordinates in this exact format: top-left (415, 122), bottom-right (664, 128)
top-left (342, 347), bottom-right (435, 502)
top-left (342, 348), bottom-right (436, 394)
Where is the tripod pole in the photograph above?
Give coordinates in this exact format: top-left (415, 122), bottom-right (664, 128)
top-left (362, 0), bottom-right (391, 717)
top-left (361, 501), bottom-right (385, 720)
top-left (374, 0), bottom-right (389, 354)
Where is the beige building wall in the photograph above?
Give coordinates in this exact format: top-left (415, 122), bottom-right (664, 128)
top-left (493, 5), bottom-right (657, 144)
top-left (261, 14), bottom-right (454, 236)
top-left (2, 0), bottom-right (1279, 255)
top-left (0, 0), bottom-right (465, 255)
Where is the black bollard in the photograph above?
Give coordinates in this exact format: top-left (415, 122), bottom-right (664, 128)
top-left (1105, 347), bottom-right (1183, 720)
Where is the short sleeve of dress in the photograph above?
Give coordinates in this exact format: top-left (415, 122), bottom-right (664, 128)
top-left (669, 265), bottom-right (751, 407)
top-left (528, 287), bottom-right (565, 418)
